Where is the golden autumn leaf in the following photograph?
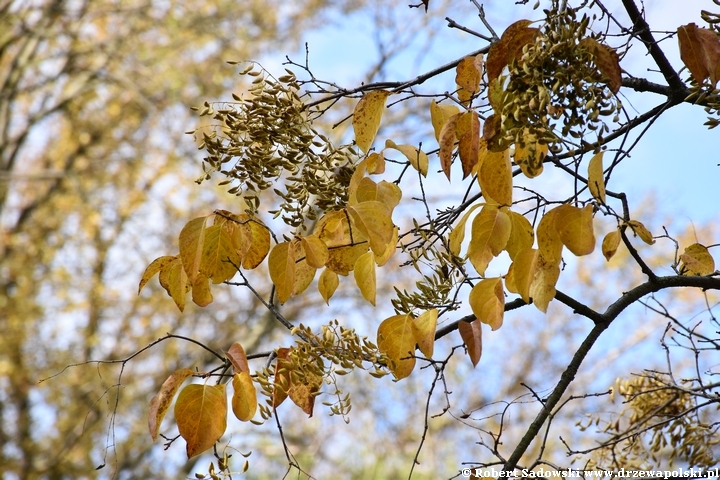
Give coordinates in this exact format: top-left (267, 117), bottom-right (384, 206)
top-left (199, 224), bottom-right (241, 284)
top-left (456, 110), bottom-right (481, 179)
top-left (272, 348), bottom-right (291, 408)
top-left (506, 248), bottom-right (538, 304)
top-left (157, 255), bottom-right (189, 312)
top-left (384, 139), bottom-right (429, 176)
top-left (318, 268), bottom-right (340, 304)
top-left (353, 90), bottom-right (392, 153)
top-left (175, 384), bottom-right (227, 459)
top-left (430, 100), bottom-right (461, 142)
top-left (300, 234), bottom-right (329, 269)
top-left (268, 241), bottom-right (296, 304)
top-left (139, 255), bottom-right (177, 294)
top-left (580, 37), bottom-right (622, 93)
top-left (367, 151), bottom-right (386, 174)
top-left (292, 242), bottom-right (316, 297)
top-left (458, 318), bottom-right (482, 367)
top-left (226, 342), bottom-right (250, 374)
top-left (456, 54), bottom-right (483, 104)
top-left (347, 201), bottom-right (394, 257)
top-left (355, 177), bottom-right (402, 211)
top-left (231, 372), bottom-right (257, 422)
top-left (374, 226), bottom-right (398, 266)
top-left (482, 113), bottom-right (502, 148)
top-left (288, 370), bottom-right (321, 417)
top-left (536, 208), bottom-right (564, 264)
top-left (179, 216), bottom-right (211, 283)
top-left (468, 278), bottom-right (504, 330)
top-left (377, 313), bottom-right (416, 380)
top-left (506, 26), bottom-right (540, 68)
top-left (554, 204), bottom-right (595, 256)
top-left (479, 147), bottom-right (512, 206)
top-left (438, 112), bottom-right (461, 180)
top-left (240, 215), bottom-right (271, 270)
top-left (486, 19), bottom-right (533, 83)
top-left (448, 203), bottom-right (484, 256)
top-left (678, 23), bottom-right (720, 86)
top-left (412, 309), bottom-right (438, 358)
top-left (148, 368), bottom-right (194, 442)
top-left (514, 130), bottom-right (547, 178)
top-left (505, 210), bottom-right (535, 261)
top-left (602, 229), bottom-right (621, 261)
top-left (627, 219), bottom-right (655, 245)
top-left (191, 272), bottom-right (213, 307)
top-left (587, 152), bottom-right (606, 204)
top-left (353, 251), bottom-right (376, 306)
top-left (314, 211), bottom-right (368, 276)
top-left (529, 253), bottom-right (561, 313)
top-left (679, 243), bottom-right (716, 276)
top-left (467, 206), bottom-right (511, 276)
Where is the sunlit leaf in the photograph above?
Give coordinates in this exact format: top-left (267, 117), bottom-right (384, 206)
top-left (268, 241), bottom-right (296, 304)
top-left (384, 139), bottom-right (429, 176)
top-left (148, 368), bottom-right (194, 442)
top-left (353, 251), bottom-right (376, 306)
top-left (241, 216), bottom-right (271, 269)
top-left (468, 278), bottom-right (504, 330)
top-left (318, 268), bottom-right (340, 304)
top-left (158, 255), bottom-right (189, 312)
top-left (272, 348), bottom-right (291, 408)
top-left (200, 224), bottom-right (241, 284)
top-left (179, 216), bottom-right (211, 283)
top-left (679, 243), bottom-right (716, 275)
top-left (191, 272), bottom-right (213, 307)
top-left (439, 112), bottom-right (461, 180)
top-left (467, 206), bottom-right (511, 276)
top-left (353, 90), bottom-right (392, 153)
top-left (374, 226), bottom-right (398, 267)
top-left (412, 309), bottom-right (438, 358)
top-left (536, 207), bottom-right (564, 264)
top-left (458, 319), bottom-right (482, 367)
top-left (367, 151), bottom-right (386, 174)
top-left (479, 147), bottom-right (512, 206)
top-left (554, 204), bottom-right (595, 256)
top-left (377, 313), bottom-right (416, 380)
top-left (231, 372), bottom-right (257, 422)
top-left (627, 220), bottom-right (655, 245)
top-left (347, 201), bottom-right (394, 257)
top-left (175, 384), bottom-right (227, 459)
top-left (355, 177), bottom-right (402, 211)
top-left (314, 210), bottom-right (369, 275)
top-left (430, 100), bottom-right (461, 142)
top-left (456, 54), bottom-right (483, 103)
top-left (514, 130), bottom-right (547, 178)
top-left (139, 255), bottom-right (177, 294)
top-left (456, 110), bottom-right (481, 179)
top-left (529, 254), bottom-right (561, 313)
top-left (505, 210), bottom-right (535, 261)
top-left (506, 248), bottom-right (538, 303)
top-left (292, 242), bottom-right (316, 296)
top-left (301, 234), bottom-right (329, 269)
top-left (587, 152), bottom-right (606, 204)
top-left (448, 202), bottom-right (485, 257)
top-left (602, 229), bottom-right (621, 261)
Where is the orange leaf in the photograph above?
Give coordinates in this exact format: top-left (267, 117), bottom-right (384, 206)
top-left (288, 370), bottom-right (321, 417)
top-left (456, 111), bottom-right (481, 179)
top-left (377, 314), bottom-right (416, 380)
top-left (458, 319), bottom-right (482, 367)
top-left (226, 342), bottom-right (250, 374)
top-left (438, 112), bottom-right (461, 180)
top-left (486, 19), bottom-right (533, 83)
top-left (430, 100), bottom-right (461, 142)
top-left (678, 23), bottom-right (720, 86)
top-left (272, 348), bottom-right (291, 408)
top-left (175, 384), bottom-right (227, 459)
top-left (148, 368), bottom-right (194, 441)
top-left (580, 38), bottom-right (622, 93)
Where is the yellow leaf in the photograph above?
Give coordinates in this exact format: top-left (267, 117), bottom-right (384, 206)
top-left (374, 226), bottom-right (398, 267)
top-left (148, 368), bottom-right (194, 441)
top-left (456, 110), bottom-right (481, 179)
top-left (174, 384), bottom-right (227, 459)
top-left (225, 342), bottom-right (250, 374)
top-left (353, 251), bottom-right (376, 306)
top-left (554, 204), bottom-right (595, 256)
top-left (469, 278), bottom-right (504, 330)
top-left (292, 241), bottom-right (316, 296)
top-left (272, 348), bottom-right (291, 408)
top-left (467, 206), bottom-right (511, 276)
top-left (536, 208), bottom-right (564, 263)
top-left (348, 158), bottom-right (368, 205)
top-left (602, 229), bottom-right (621, 261)
top-left (448, 203), bottom-right (484, 256)
top-left (627, 219), bottom-right (655, 245)
top-left (412, 309), bottom-right (437, 358)
top-left (377, 313), bottom-right (416, 380)
top-left (587, 152), bottom-right (606, 204)
top-left (529, 254), bottom-right (561, 313)
top-left (352, 90), bottom-right (392, 153)
top-left (268, 241), bottom-right (296, 304)
top-left (314, 211), bottom-right (369, 275)
top-left (429, 100), bottom-right (461, 142)
top-left (507, 248), bottom-right (538, 303)
top-left (158, 255), bottom-right (189, 312)
top-left (455, 54), bottom-right (483, 95)
top-left (139, 255), bottom-right (177, 294)
top-left (438, 112), bottom-right (461, 180)
top-left (458, 319), bottom-right (482, 367)
top-left (318, 268), bottom-right (340, 304)
top-left (231, 372), bottom-right (257, 422)
top-left (191, 272), bottom-right (213, 307)
top-left (347, 201), bottom-right (394, 257)
top-left (179, 216), bottom-right (211, 283)
top-left (479, 147), bottom-right (512, 206)
top-left (505, 210), bottom-right (534, 261)
top-left (355, 177), bottom-right (402, 211)
top-left (679, 243), bottom-right (716, 276)
top-left (384, 139), bottom-right (429, 177)
top-left (300, 235), bottom-right (329, 269)
top-left (367, 151), bottom-right (386, 174)
top-left (200, 224), bottom-right (241, 284)
top-left (514, 129), bottom-right (547, 178)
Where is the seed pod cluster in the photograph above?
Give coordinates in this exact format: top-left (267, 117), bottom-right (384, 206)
top-left (192, 64), bottom-right (357, 228)
top-left (498, 7), bottom-right (622, 152)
